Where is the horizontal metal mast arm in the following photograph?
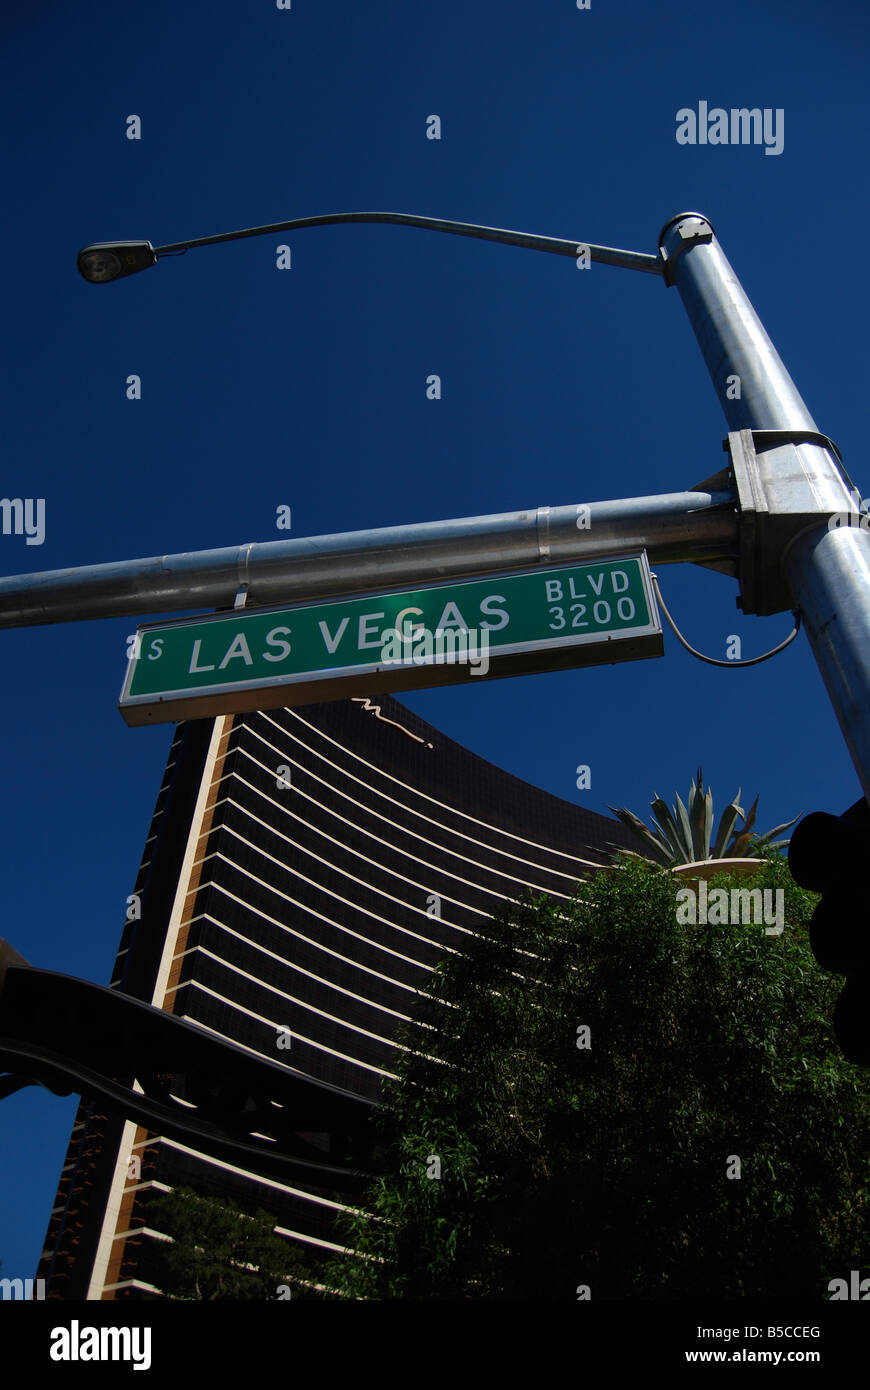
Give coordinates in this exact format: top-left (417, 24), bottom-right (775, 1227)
top-left (154, 211), bottom-right (664, 276)
top-left (0, 489), bottom-right (736, 628)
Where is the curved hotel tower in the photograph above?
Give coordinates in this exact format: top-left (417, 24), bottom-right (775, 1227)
top-left (37, 695), bottom-right (635, 1298)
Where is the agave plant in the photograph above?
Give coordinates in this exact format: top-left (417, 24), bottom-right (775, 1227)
top-left (608, 767), bottom-right (799, 868)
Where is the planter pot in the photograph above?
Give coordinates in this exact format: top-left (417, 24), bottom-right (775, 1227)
top-left (671, 858), bottom-right (766, 883)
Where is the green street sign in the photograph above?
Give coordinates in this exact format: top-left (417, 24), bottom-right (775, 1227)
top-left (119, 553), bottom-right (662, 726)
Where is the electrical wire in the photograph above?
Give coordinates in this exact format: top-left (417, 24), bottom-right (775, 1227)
top-left (650, 572), bottom-right (801, 668)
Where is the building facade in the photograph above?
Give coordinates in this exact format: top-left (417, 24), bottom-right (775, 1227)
top-left (37, 695), bottom-right (635, 1299)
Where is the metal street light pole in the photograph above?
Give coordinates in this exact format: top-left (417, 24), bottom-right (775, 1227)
top-left (659, 213), bottom-right (870, 803)
top-left (3, 207), bottom-right (868, 797)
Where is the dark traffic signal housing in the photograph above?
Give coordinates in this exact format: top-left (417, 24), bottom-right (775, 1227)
top-left (789, 797), bottom-right (870, 1065)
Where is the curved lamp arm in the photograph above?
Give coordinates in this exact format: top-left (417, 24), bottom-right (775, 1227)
top-left (78, 210), bottom-right (664, 283)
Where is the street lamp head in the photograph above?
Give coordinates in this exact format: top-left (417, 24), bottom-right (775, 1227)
top-left (77, 240), bottom-right (157, 284)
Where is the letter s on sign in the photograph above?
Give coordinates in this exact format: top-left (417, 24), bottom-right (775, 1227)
top-left (263, 627), bottom-right (292, 662)
top-left (479, 594), bottom-right (508, 631)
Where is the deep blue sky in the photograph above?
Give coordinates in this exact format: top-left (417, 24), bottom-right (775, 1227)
top-left (2, 0), bottom-right (868, 1281)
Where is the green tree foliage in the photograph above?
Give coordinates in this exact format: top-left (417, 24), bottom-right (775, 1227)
top-left (328, 856), bottom-right (870, 1299)
top-left (145, 1186), bottom-right (317, 1300)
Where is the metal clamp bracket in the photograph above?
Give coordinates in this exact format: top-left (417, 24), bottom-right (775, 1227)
top-left (658, 213), bottom-right (715, 287)
top-left (726, 427), bottom-right (843, 466)
top-left (725, 428), bottom-right (851, 617)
